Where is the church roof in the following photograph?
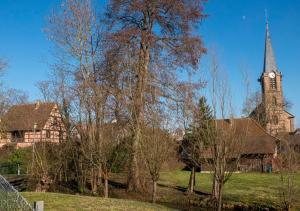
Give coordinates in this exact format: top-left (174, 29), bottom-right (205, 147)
top-left (263, 22), bottom-right (279, 74)
top-left (284, 110), bottom-right (295, 118)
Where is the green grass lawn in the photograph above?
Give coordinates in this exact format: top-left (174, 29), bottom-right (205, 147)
top-left (22, 192), bottom-right (175, 211)
top-left (160, 171), bottom-right (300, 209)
top-left (19, 172), bottom-right (300, 210)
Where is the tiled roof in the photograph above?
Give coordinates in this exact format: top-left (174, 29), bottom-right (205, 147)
top-left (201, 118), bottom-right (277, 158)
top-left (0, 102), bottom-right (56, 131)
top-left (219, 118), bottom-right (277, 154)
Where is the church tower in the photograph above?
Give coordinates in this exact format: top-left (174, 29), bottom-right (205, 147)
top-left (258, 21), bottom-right (295, 135)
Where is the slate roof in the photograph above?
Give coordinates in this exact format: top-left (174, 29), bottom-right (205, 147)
top-left (0, 102), bottom-right (56, 131)
top-left (263, 22), bottom-right (279, 74)
top-left (284, 110), bottom-right (295, 118)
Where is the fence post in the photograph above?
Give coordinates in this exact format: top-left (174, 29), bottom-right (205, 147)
top-left (34, 201), bottom-right (44, 211)
top-left (17, 164), bottom-right (20, 175)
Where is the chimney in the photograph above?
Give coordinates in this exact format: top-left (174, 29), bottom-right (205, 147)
top-left (35, 101), bottom-right (41, 110)
top-left (225, 118), bottom-right (234, 127)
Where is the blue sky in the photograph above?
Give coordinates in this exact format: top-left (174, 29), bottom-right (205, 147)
top-left (0, 0), bottom-right (299, 127)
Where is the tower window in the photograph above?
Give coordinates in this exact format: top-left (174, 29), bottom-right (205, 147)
top-left (272, 115), bottom-right (279, 125)
top-left (270, 78), bottom-right (276, 89)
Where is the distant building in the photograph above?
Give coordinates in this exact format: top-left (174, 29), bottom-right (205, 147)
top-left (196, 118), bottom-right (279, 172)
top-left (0, 102), bottom-right (66, 148)
top-left (180, 21), bottom-right (299, 173)
top-left (249, 20), bottom-right (300, 159)
top-left (250, 21), bottom-right (295, 135)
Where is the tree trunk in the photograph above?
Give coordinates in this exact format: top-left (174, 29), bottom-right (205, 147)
top-left (104, 174), bottom-right (109, 198)
top-left (212, 173), bottom-right (220, 210)
top-left (187, 167), bottom-right (196, 193)
top-left (91, 168), bottom-right (96, 193)
top-left (217, 183), bottom-right (223, 211)
top-left (97, 167), bottom-right (102, 188)
top-left (211, 172), bottom-right (224, 211)
top-left (127, 130), bottom-right (142, 191)
top-left (152, 180), bottom-right (157, 203)
top-left (127, 29), bottom-right (150, 192)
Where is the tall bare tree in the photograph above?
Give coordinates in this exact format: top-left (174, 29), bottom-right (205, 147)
top-left (208, 52), bottom-right (248, 211)
top-left (140, 100), bottom-right (172, 203)
top-left (0, 60), bottom-right (28, 116)
top-left (277, 134), bottom-right (300, 210)
top-left (141, 126), bottom-right (172, 203)
top-left (105, 0), bottom-right (207, 191)
top-left (45, 0), bottom-right (109, 194)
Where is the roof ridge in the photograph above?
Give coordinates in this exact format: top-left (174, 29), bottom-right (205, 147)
top-left (1, 102), bottom-right (57, 131)
top-left (248, 117), bottom-right (281, 141)
top-left (11, 102), bottom-right (56, 107)
top-left (284, 110), bottom-right (295, 118)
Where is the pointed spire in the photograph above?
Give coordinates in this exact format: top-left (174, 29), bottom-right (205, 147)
top-left (263, 14), bottom-right (279, 74)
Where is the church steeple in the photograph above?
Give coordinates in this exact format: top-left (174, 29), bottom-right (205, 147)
top-left (263, 20), bottom-right (279, 74)
top-left (252, 16), bottom-right (295, 135)
top-left (260, 18), bottom-right (285, 135)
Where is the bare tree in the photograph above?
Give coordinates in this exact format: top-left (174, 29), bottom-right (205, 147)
top-left (77, 120), bottom-right (127, 197)
top-left (243, 90), bottom-right (262, 117)
top-left (141, 127), bottom-right (172, 203)
top-left (105, 0), bottom-right (207, 191)
top-left (44, 0), bottom-right (208, 198)
top-left (277, 136), bottom-right (300, 210)
top-left (0, 88), bottom-right (28, 116)
top-left (45, 0), bottom-right (108, 195)
top-left (208, 52), bottom-right (248, 211)
top-left (46, 0), bottom-right (102, 129)
top-left (140, 104), bottom-right (172, 203)
top-left (36, 81), bottom-right (53, 102)
top-left (175, 82), bottom-right (202, 130)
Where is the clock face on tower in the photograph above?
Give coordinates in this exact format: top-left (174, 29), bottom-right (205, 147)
top-left (268, 72), bottom-right (276, 79)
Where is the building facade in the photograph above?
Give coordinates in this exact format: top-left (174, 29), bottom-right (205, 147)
top-left (251, 21), bottom-right (295, 136)
top-left (0, 102), bottom-right (66, 148)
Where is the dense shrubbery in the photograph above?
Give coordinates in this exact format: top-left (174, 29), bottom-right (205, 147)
top-left (109, 141), bottom-right (130, 174)
top-left (0, 146), bottom-right (31, 175)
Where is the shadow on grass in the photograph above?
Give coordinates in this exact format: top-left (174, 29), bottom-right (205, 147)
top-left (158, 183), bottom-right (210, 196)
top-left (108, 178), bottom-right (210, 197)
top-left (108, 179), bottom-right (127, 189)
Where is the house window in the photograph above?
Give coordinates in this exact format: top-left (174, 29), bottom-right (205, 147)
top-left (46, 130), bottom-right (51, 138)
top-left (12, 131), bottom-right (24, 142)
